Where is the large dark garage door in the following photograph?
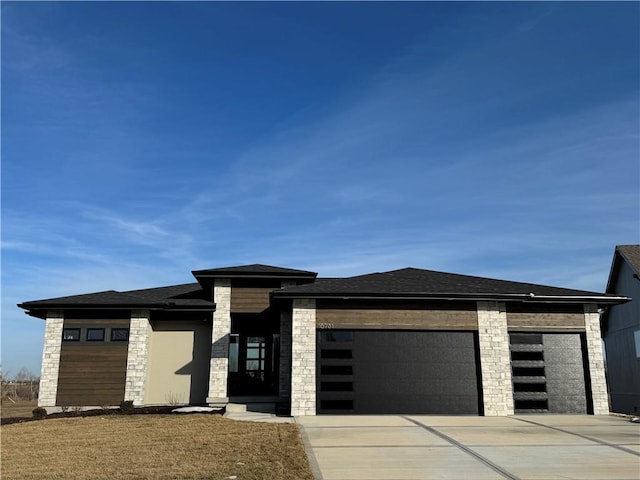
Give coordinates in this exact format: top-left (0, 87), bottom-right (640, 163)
top-left (510, 333), bottom-right (591, 414)
top-left (317, 330), bottom-right (481, 414)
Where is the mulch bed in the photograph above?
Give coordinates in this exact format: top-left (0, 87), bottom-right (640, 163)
top-left (1, 405), bottom-right (224, 426)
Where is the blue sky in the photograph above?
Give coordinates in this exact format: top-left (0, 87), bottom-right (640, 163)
top-left (2, 2), bottom-right (638, 376)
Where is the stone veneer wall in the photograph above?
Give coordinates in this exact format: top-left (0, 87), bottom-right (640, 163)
top-left (477, 301), bottom-right (515, 416)
top-left (584, 303), bottom-right (610, 415)
top-left (124, 310), bottom-right (152, 406)
top-left (207, 279), bottom-right (231, 402)
top-left (290, 298), bottom-right (316, 416)
top-left (38, 311), bottom-right (64, 407)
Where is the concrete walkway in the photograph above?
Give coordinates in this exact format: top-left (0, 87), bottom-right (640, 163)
top-left (296, 415), bottom-right (640, 480)
top-left (223, 411), bottom-right (295, 423)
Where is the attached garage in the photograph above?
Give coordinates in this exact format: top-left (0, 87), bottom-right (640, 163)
top-left (510, 332), bottom-right (591, 414)
top-left (317, 330), bottom-right (481, 414)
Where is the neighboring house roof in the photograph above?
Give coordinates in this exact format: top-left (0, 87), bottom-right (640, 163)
top-left (606, 244), bottom-right (640, 294)
top-left (274, 267), bottom-right (626, 304)
top-left (617, 245), bottom-right (640, 272)
top-left (601, 244), bottom-right (639, 330)
top-left (192, 264), bottom-right (317, 279)
top-left (18, 282), bottom-right (214, 318)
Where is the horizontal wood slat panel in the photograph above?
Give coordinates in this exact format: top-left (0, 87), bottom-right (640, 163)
top-left (316, 308), bottom-right (478, 330)
top-left (506, 305), bottom-right (585, 329)
top-left (56, 392), bottom-right (125, 406)
top-left (56, 345), bottom-right (128, 406)
top-left (231, 287), bottom-right (274, 313)
top-left (64, 318), bottom-right (130, 326)
top-left (506, 314), bottom-right (585, 329)
top-left (57, 375), bottom-right (127, 383)
top-left (56, 386), bottom-right (127, 393)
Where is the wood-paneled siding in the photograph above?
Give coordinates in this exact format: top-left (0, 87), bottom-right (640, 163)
top-left (56, 345), bottom-right (128, 406)
top-left (506, 304), bottom-right (585, 330)
top-left (56, 319), bottom-right (130, 406)
top-left (316, 301), bottom-right (478, 330)
top-left (231, 287), bottom-right (275, 313)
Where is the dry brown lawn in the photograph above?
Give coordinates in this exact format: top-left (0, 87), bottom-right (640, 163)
top-left (1, 414), bottom-right (314, 479)
top-left (1, 399), bottom-right (38, 419)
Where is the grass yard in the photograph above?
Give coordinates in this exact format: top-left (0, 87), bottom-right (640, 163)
top-left (1, 398), bottom-right (38, 419)
top-left (1, 414), bottom-right (314, 480)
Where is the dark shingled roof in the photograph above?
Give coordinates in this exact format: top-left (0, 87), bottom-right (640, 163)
top-left (616, 245), bottom-right (640, 274)
top-left (19, 283), bottom-right (214, 313)
top-left (605, 244), bottom-right (640, 295)
top-left (20, 263), bottom-right (629, 317)
top-left (192, 264), bottom-right (317, 278)
top-left (274, 267), bottom-right (623, 304)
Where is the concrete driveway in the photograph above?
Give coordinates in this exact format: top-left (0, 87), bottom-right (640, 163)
top-left (296, 415), bottom-right (640, 480)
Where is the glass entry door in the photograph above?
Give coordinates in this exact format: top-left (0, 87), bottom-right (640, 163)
top-left (245, 336), bottom-right (266, 382)
top-left (228, 328), bottom-right (279, 396)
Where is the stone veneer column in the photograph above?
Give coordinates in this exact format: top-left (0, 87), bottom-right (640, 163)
top-left (290, 298), bottom-right (316, 416)
top-left (207, 279), bottom-right (231, 403)
top-left (477, 301), bottom-right (514, 416)
top-left (279, 281), bottom-right (297, 401)
top-left (38, 311), bottom-right (64, 407)
top-left (584, 303), bottom-right (609, 415)
top-left (124, 310), bottom-right (152, 406)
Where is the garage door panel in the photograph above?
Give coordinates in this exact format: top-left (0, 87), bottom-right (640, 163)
top-left (355, 378), bottom-right (479, 396)
top-left (353, 394), bottom-right (480, 415)
top-left (509, 332), bottom-right (589, 414)
top-left (318, 330), bottom-right (480, 414)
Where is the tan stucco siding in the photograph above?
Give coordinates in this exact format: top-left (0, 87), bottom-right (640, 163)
top-left (144, 321), bottom-right (211, 405)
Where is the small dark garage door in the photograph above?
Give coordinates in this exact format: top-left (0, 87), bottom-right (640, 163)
top-left (510, 332), bottom-right (591, 414)
top-left (317, 330), bottom-right (481, 414)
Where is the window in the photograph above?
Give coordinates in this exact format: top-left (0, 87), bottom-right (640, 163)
top-left (635, 330), bottom-right (640, 359)
top-left (110, 328), bottom-right (130, 342)
top-left (62, 328), bottom-right (81, 342)
top-left (86, 328), bottom-right (105, 342)
top-left (511, 351), bottom-right (544, 361)
top-left (320, 331), bottom-right (353, 343)
top-left (321, 381), bottom-right (353, 392)
top-left (510, 333), bottom-right (543, 345)
top-left (228, 334), bottom-right (239, 373)
top-left (321, 349), bottom-right (352, 359)
top-left (245, 336), bottom-right (266, 380)
top-left (321, 365), bottom-right (353, 375)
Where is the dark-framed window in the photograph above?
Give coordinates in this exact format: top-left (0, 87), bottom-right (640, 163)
top-left (62, 328), bottom-right (81, 342)
top-left (110, 328), bottom-right (130, 342)
top-left (320, 331), bottom-right (353, 343)
top-left (86, 328), bottom-right (105, 342)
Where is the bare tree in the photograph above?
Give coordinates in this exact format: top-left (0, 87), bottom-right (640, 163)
top-left (11, 367), bottom-right (40, 400)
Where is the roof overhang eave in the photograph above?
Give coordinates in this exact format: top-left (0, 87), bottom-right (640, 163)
top-left (19, 303), bottom-right (216, 319)
top-left (272, 292), bottom-right (630, 305)
top-left (193, 273), bottom-right (315, 281)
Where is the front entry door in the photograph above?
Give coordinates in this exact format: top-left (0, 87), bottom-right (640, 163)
top-left (228, 328), bottom-right (280, 396)
top-left (245, 336), bottom-right (267, 384)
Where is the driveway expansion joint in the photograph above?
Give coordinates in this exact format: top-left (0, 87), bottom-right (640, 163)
top-left (512, 417), bottom-right (640, 457)
top-left (402, 416), bottom-right (521, 480)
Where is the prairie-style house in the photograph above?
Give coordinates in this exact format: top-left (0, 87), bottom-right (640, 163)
top-left (20, 264), bottom-right (628, 416)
